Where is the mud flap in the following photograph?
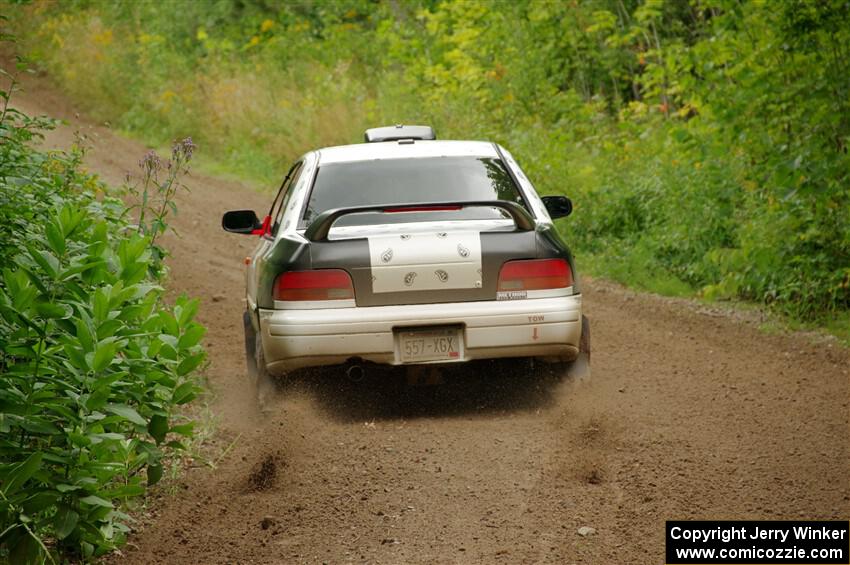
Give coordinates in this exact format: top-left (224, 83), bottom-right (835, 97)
top-left (243, 310), bottom-right (258, 379)
top-left (253, 330), bottom-right (277, 412)
top-left (566, 352), bottom-right (591, 382)
top-left (566, 315), bottom-right (591, 381)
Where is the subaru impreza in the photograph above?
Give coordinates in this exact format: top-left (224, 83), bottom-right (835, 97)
top-left (222, 125), bottom-right (589, 400)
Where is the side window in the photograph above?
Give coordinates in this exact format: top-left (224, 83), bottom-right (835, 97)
top-left (267, 162), bottom-right (303, 236)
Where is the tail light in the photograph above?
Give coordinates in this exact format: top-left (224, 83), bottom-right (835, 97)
top-left (497, 259), bottom-right (572, 291)
top-left (274, 269), bottom-right (354, 301)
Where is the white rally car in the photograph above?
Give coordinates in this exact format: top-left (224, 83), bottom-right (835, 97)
top-left (222, 125), bottom-right (589, 399)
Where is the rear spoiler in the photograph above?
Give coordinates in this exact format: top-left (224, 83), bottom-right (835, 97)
top-left (304, 201), bottom-right (535, 242)
top-left (364, 125), bottom-right (435, 143)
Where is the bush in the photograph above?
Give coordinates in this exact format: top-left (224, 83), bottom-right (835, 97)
top-left (6, 0), bottom-right (850, 320)
top-left (0, 68), bottom-right (204, 562)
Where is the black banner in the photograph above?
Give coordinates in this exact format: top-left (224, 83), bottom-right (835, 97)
top-left (666, 521), bottom-right (849, 564)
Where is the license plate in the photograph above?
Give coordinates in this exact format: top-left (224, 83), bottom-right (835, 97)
top-left (396, 327), bottom-right (463, 363)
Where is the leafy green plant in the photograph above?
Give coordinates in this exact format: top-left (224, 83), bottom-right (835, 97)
top-left (0, 62), bottom-right (204, 562)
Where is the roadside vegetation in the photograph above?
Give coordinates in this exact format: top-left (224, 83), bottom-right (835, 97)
top-left (9, 0), bottom-right (850, 328)
top-left (0, 55), bottom-right (205, 562)
top-left (5, 0), bottom-right (850, 325)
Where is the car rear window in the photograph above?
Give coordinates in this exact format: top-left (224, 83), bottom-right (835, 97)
top-left (301, 156), bottom-right (528, 228)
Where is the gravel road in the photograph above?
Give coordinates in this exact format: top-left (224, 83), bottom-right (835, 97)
top-left (13, 68), bottom-right (849, 565)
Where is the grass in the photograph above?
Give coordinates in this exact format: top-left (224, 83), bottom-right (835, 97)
top-left (823, 312), bottom-right (850, 346)
top-left (784, 311), bottom-right (850, 348)
top-left (172, 146), bottom-right (272, 193)
top-left (582, 248), bottom-right (694, 298)
top-left (578, 241), bottom-right (850, 348)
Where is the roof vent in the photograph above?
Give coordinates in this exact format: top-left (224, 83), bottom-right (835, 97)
top-left (364, 124), bottom-right (436, 143)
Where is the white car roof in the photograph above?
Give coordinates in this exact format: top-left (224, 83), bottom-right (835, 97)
top-left (316, 140), bottom-right (499, 165)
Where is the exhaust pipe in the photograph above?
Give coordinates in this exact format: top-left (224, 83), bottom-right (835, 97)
top-left (346, 364), bottom-right (365, 382)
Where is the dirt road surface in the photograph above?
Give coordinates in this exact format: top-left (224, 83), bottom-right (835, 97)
top-left (11, 68), bottom-right (849, 564)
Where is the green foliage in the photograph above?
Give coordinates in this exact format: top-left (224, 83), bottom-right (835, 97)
top-left (5, 0), bottom-right (850, 321)
top-left (0, 65), bottom-right (203, 562)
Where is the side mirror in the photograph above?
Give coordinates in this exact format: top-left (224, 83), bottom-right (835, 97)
top-left (222, 210), bottom-right (262, 234)
top-left (542, 195), bottom-right (572, 219)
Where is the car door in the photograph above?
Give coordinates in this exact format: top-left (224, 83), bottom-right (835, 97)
top-left (246, 161), bottom-right (304, 311)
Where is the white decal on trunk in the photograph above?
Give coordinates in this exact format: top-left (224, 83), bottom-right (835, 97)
top-left (368, 231), bottom-right (483, 293)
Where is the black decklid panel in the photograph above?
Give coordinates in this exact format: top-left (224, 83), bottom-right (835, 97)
top-left (309, 230), bottom-right (540, 307)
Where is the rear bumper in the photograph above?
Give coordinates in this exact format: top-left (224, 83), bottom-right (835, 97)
top-left (259, 295), bottom-right (582, 374)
